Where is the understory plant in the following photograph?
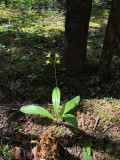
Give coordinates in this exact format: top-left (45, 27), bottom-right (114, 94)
top-left (20, 53), bottom-right (80, 127)
top-left (81, 146), bottom-right (93, 160)
top-left (20, 87), bottom-right (80, 127)
top-left (81, 139), bottom-right (93, 160)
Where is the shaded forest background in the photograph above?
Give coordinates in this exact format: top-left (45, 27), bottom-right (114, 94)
top-left (0, 0), bottom-right (119, 104)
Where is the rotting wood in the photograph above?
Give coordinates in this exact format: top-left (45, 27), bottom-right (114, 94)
top-left (31, 129), bottom-right (65, 160)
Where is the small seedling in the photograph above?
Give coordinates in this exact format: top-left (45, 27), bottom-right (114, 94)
top-left (105, 144), bottom-right (113, 153)
top-left (20, 87), bottom-right (80, 127)
top-left (81, 146), bottom-right (93, 160)
top-left (81, 139), bottom-right (93, 160)
top-left (10, 121), bottom-right (23, 131)
top-left (3, 144), bottom-right (12, 160)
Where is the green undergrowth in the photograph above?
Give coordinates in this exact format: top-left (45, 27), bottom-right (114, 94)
top-left (0, 4), bottom-right (64, 102)
top-left (0, 143), bottom-right (12, 160)
top-left (88, 2), bottom-right (110, 58)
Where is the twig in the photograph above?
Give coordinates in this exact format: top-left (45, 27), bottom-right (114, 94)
top-left (0, 154), bottom-right (8, 160)
top-left (22, 149), bottom-right (26, 160)
top-left (93, 151), bottom-right (97, 160)
top-left (93, 114), bottom-right (100, 131)
top-left (116, 115), bottom-right (120, 121)
top-left (51, 10), bottom-right (66, 26)
top-left (0, 106), bottom-right (19, 110)
top-left (0, 135), bottom-right (22, 143)
top-left (102, 124), bottom-right (114, 133)
top-left (0, 82), bottom-right (31, 102)
top-left (47, 103), bottom-right (53, 106)
top-left (82, 113), bottom-right (85, 129)
top-left (102, 122), bottom-right (120, 133)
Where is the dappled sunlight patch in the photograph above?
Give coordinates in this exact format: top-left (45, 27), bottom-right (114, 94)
top-left (89, 21), bottom-right (101, 28)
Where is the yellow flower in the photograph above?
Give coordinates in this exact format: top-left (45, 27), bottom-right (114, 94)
top-left (56, 60), bottom-right (60, 64)
top-left (45, 60), bottom-right (50, 64)
top-left (46, 53), bottom-right (51, 57)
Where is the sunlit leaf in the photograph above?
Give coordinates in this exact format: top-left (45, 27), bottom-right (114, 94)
top-left (20, 105), bottom-right (54, 120)
top-left (86, 146), bottom-right (92, 156)
top-left (52, 87), bottom-right (60, 114)
top-left (82, 151), bottom-right (88, 158)
top-left (46, 53), bottom-right (51, 57)
top-left (55, 53), bottom-right (59, 58)
top-left (63, 96), bottom-right (80, 114)
top-left (45, 60), bottom-right (50, 64)
top-left (62, 114), bottom-right (78, 127)
top-left (56, 60), bottom-right (60, 64)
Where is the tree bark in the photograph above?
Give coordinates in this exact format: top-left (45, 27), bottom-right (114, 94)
top-left (5, 0), bottom-right (8, 7)
top-left (99, 0), bottom-right (120, 81)
top-left (64, 0), bottom-right (92, 76)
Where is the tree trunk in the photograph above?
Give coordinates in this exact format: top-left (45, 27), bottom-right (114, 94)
top-left (5, 0), bottom-right (8, 7)
top-left (64, 0), bottom-right (92, 76)
top-left (98, 0), bottom-right (120, 81)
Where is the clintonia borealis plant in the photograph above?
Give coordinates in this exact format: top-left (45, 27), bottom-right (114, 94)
top-left (20, 87), bottom-right (80, 127)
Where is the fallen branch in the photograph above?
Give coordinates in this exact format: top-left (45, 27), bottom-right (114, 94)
top-left (82, 113), bottom-right (85, 129)
top-left (0, 106), bottom-right (19, 110)
top-left (102, 121), bottom-right (120, 133)
top-left (93, 114), bottom-right (100, 131)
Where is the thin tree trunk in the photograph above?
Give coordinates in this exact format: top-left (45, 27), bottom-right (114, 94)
top-left (5, 0), bottom-right (8, 7)
top-left (99, 0), bottom-right (120, 81)
top-left (64, 0), bottom-right (92, 76)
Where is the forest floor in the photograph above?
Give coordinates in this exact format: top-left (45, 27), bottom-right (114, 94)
top-left (0, 2), bottom-right (120, 160)
top-left (0, 99), bottom-right (120, 160)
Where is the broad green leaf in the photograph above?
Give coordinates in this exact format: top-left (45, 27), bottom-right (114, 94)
top-left (82, 151), bottom-right (88, 158)
top-left (62, 114), bottom-right (78, 127)
top-left (63, 96), bottom-right (80, 114)
top-left (20, 105), bottom-right (54, 120)
top-left (86, 146), bottom-right (92, 156)
top-left (52, 87), bottom-right (60, 114)
top-left (87, 157), bottom-right (94, 160)
top-left (83, 157), bottom-right (93, 160)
